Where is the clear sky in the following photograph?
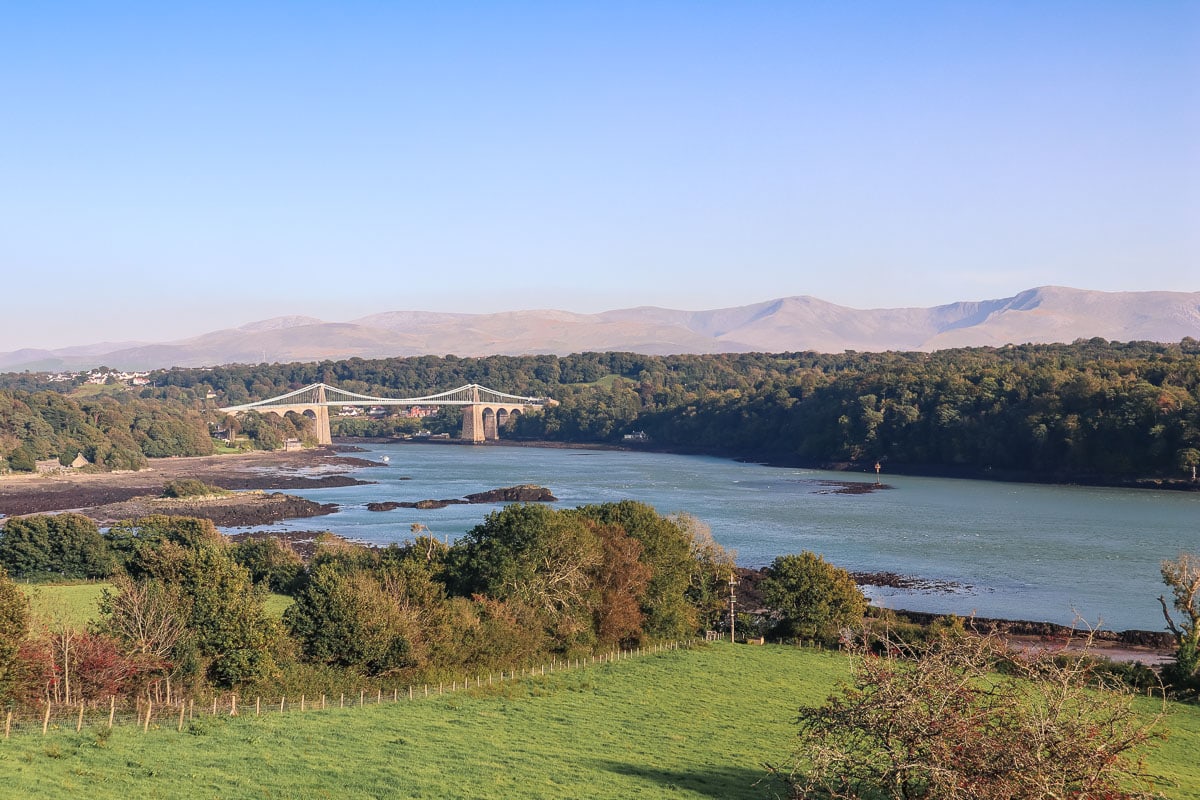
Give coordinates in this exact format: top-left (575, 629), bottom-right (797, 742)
top-left (2, 1), bottom-right (1197, 350)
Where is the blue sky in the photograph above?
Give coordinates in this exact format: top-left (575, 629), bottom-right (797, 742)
top-left (2, 2), bottom-right (1197, 350)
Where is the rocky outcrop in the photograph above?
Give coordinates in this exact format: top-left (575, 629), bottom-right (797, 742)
top-left (367, 485), bottom-right (557, 511)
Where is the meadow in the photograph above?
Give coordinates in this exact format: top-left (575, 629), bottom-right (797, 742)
top-left (19, 582), bottom-right (294, 625)
top-left (2, 642), bottom-right (1199, 800)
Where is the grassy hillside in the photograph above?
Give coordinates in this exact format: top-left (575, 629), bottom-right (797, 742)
top-left (2, 642), bottom-right (1198, 799)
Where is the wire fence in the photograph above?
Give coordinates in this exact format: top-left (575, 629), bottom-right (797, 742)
top-left (2, 639), bottom-right (700, 739)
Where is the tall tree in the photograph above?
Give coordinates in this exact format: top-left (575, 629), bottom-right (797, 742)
top-left (760, 552), bottom-right (866, 644)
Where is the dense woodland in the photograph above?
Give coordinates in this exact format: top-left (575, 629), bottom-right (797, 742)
top-left (4, 339), bottom-right (1200, 482)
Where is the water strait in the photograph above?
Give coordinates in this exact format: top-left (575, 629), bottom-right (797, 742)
top-left (231, 443), bottom-right (1200, 633)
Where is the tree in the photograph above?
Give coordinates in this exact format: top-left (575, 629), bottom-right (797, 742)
top-left (232, 536), bottom-right (304, 593)
top-left (96, 574), bottom-right (188, 688)
top-left (760, 552), bottom-right (866, 644)
top-left (572, 501), bottom-right (700, 641)
top-left (450, 504), bottom-right (603, 628)
top-left (107, 516), bottom-right (278, 688)
top-left (0, 513), bottom-right (115, 579)
top-left (284, 561), bottom-right (415, 675)
top-left (0, 566), bottom-right (30, 701)
top-left (1160, 551), bottom-right (1200, 696)
top-left (779, 630), bottom-right (1164, 800)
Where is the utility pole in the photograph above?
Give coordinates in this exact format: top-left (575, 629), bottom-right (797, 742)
top-left (728, 570), bottom-right (738, 642)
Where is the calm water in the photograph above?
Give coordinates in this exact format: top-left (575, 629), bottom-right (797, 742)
top-left (231, 443), bottom-right (1200, 632)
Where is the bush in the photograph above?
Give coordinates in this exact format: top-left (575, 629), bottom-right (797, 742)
top-left (779, 629), bottom-right (1164, 800)
top-left (161, 479), bottom-right (225, 498)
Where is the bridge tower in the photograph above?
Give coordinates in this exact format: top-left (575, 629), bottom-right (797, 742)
top-left (312, 384), bottom-right (332, 446)
top-left (461, 385), bottom-right (486, 443)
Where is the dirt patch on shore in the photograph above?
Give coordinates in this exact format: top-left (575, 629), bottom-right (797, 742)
top-left (0, 448), bottom-right (371, 518)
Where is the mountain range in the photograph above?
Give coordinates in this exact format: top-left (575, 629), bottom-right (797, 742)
top-left (3, 286), bottom-right (1197, 373)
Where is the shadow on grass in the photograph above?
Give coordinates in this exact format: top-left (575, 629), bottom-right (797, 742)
top-left (594, 760), bottom-right (790, 798)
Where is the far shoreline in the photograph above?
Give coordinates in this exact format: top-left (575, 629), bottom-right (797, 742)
top-left (344, 435), bottom-right (1200, 493)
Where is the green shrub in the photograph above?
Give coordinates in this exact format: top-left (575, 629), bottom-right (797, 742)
top-left (161, 479), bottom-right (225, 498)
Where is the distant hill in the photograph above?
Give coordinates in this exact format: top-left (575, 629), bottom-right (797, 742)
top-left (3, 286), bottom-right (1197, 372)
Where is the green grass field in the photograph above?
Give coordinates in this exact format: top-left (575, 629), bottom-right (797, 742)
top-left (20, 583), bottom-right (293, 625)
top-left (18, 582), bottom-right (112, 627)
top-left (2, 643), bottom-right (1198, 800)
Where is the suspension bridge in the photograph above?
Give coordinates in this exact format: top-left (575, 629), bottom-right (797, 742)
top-left (219, 383), bottom-right (556, 445)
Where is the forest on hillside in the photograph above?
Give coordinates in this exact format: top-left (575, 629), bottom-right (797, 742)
top-left (3, 339), bottom-right (1200, 482)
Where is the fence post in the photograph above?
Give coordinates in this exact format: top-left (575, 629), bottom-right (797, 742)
top-left (256, 697), bottom-right (261, 716)
top-left (359, 689), bottom-right (364, 707)
top-left (5, 710), bottom-right (11, 739)
top-left (212, 697), bottom-right (217, 716)
top-left (108, 695), bottom-right (115, 729)
top-left (76, 702), bottom-right (84, 733)
top-left (377, 689), bottom-right (381, 705)
top-left (280, 697), bottom-right (286, 713)
top-left (409, 686), bottom-right (413, 700)
top-left (42, 702), bottom-right (50, 735)
top-left (300, 695), bottom-right (305, 713)
top-left (340, 693), bottom-right (344, 708)
top-left (321, 694), bottom-right (326, 710)
top-left (393, 688), bottom-right (397, 703)
top-left (178, 703), bottom-right (185, 732)
top-left (144, 700), bottom-right (152, 733)
top-left (231, 695), bottom-right (238, 717)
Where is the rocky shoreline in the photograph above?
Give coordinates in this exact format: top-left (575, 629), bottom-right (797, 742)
top-left (0, 447), bottom-right (367, 524)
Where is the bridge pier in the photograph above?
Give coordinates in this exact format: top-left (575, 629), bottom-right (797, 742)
top-left (462, 404), bottom-right (486, 443)
top-left (460, 404), bottom-right (524, 443)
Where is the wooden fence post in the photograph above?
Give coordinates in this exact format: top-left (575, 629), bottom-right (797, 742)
top-left (231, 695), bottom-right (238, 716)
top-left (321, 694), bottom-right (326, 710)
top-left (377, 689), bottom-right (381, 705)
top-left (359, 689), bottom-right (364, 707)
top-left (42, 702), bottom-right (50, 735)
top-left (212, 697), bottom-right (217, 716)
top-left (178, 703), bottom-right (185, 732)
top-left (5, 710), bottom-right (11, 739)
top-left (108, 695), bottom-right (115, 729)
top-left (76, 702), bottom-right (84, 733)
top-left (144, 700), bottom-right (152, 732)
top-left (409, 685), bottom-right (413, 700)
top-left (256, 697), bottom-right (261, 716)
top-left (300, 695), bottom-right (305, 712)
top-left (280, 697), bottom-right (286, 713)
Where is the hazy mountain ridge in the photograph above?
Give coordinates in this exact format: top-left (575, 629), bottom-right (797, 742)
top-left (3, 287), bottom-right (1197, 372)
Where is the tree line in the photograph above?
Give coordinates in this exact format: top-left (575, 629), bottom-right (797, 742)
top-left (4, 338), bottom-right (1200, 481)
top-left (0, 501), bottom-right (738, 708)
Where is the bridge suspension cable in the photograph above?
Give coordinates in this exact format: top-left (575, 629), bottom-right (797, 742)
top-left (220, 383), bottom-right (552, 412)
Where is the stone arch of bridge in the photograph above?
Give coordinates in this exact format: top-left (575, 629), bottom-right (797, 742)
top-left (254, 404), bottom-right (332, 446)
top-left (463, 403), bottom-right (527, 443)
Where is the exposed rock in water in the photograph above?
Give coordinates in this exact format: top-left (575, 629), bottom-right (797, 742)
top-left (464, 485), bottom-right (557, 503)
top-left (366, 485), bottom-right (558, 511)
